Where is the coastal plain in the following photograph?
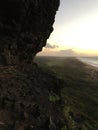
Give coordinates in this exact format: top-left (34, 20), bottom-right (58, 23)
top-left (35, 56), bottom-right (98, 129)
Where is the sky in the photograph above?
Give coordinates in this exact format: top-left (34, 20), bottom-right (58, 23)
top-left (38, 0), bottom-right (98, 56)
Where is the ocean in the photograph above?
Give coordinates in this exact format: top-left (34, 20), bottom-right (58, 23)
top-left (78, 57), bottom-right (98, 67)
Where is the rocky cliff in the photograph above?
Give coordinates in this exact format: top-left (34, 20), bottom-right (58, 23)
top-left (0, 0), bottom-right (66, 130)
top-left (0, 0), bottom-right (60, 65)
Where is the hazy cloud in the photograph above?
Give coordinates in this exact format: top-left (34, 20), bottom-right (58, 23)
top-left (38, 48), bottom-right (84, 57)
top-left (58, 49), bottom-right (79, 56)
top-left (45, 43), bottom-right (59, 49)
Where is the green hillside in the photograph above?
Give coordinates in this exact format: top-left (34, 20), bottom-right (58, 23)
top-left (35, 56), bottom-right (98, 130)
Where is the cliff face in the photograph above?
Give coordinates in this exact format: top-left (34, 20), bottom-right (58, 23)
top-left (0, 1), bottom-right (66, 130)
top-left (0, 0), bottom-right (60, 65)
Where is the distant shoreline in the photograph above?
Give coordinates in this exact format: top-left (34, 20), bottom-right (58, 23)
top-left (77, 57), bottom-right (98, 68)
top-left (36, 56), bottom-right (98, 68)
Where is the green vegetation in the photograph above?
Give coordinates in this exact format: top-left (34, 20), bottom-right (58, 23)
top-left (34, 56), bottom-right (98, 129)
top-left (49, 92), bottom-right (60, 102)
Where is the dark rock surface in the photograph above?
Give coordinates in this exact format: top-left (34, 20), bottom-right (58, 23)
top-left (0, 0), bottom-right (60, 65)
top-left (0, 65), bottom-right (65, 130)
top-left (0, 0), bottom-right (66, 130)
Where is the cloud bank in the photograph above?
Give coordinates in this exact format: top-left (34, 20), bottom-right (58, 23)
top-left (38, 48), bottom-right (83, 57)
top-left (58, 49), bottom-right (79, 56)
top-left (45, 43), bottom-right (59, 49)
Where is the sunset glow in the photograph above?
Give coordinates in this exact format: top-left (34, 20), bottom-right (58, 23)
top-left (39, 0), bottom-right (98, 56)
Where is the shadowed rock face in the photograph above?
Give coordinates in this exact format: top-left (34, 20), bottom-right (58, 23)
top-left (0, 65), bottom-right (65, 130)
top-left (1, 2), bottom-right (96, 129)
top-left (0, 0), bottom-right (60, 65)
top-left (0, 1), bottom-right (65, 130)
